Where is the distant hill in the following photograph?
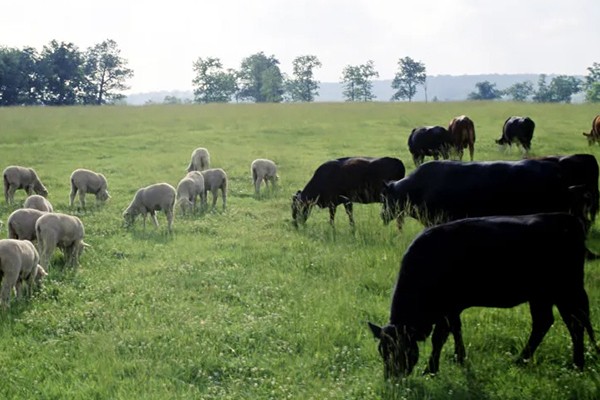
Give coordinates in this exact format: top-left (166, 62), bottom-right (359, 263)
top-left (125, 74), bottom-right (581, 105)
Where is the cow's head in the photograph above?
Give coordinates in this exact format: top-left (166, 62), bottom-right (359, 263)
top-left (368, 322), bottom-right (419, 378)
top-left (291, 190), bottom-right (311, 227)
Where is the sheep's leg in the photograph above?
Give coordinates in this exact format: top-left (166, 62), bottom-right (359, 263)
top-left (254, 176), bottom-right (262, 195)
top-left (142, 213), bottom-right (147, 230)
top-left (1, 271), bottom-right (18, 309)
top-left (150, 211), bottom-right (159, 227)
top-left (166, 210), bottom-right (174, 233)
top-left (7, 186), bottom-right (17, 205)
top-left (78, 191), bottom-right (87, 210)
top-left (210, 189), bottom-right (218, 210)
top-left (39, 238), bottom-right (56, 271)
top-left (221, 187), bottom-right (227, 210)
top-left (69, 187), bottom-right (77, 207)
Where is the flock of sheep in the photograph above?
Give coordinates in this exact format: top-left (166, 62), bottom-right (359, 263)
top-left (0, 148), bottom-right (279, 309)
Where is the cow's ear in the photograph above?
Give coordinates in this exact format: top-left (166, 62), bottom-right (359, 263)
top-left (368, 322), bottom-right (382, 339)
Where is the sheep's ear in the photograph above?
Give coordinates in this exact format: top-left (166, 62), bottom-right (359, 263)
top-left (368, 322), bottom-right (382, 339)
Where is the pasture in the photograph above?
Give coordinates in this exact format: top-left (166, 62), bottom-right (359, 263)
top-left (0, 102), bottom-right (599, 399)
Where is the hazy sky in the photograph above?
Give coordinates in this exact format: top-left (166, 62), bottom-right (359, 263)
top-left (2, 0), bottom-right (599, 93)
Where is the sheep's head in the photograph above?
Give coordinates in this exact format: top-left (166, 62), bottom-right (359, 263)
top-left (34, 265), bottom-right (48, 287)
top-left (35, 182), bottom-right (49, 198)
top-left (98, 189), bottom-right (111, 202)
top-left (368, 322), bottom-right (419, 379)
top-left (122, 209), bottom-right (136, 227)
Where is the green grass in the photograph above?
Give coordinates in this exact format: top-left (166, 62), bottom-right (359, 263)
top-left (0, 102), bottom-right (599, 399)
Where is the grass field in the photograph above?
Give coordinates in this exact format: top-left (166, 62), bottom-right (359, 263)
top-left (0, 102), bottom-right (599, 399)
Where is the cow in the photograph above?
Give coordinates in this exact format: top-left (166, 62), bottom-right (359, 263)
top-left (447, 115), bottom-right (476, 161)
top-left (381, 159), bottom-right (587, 231)
top-left (292, 157), bottom-right (406, 227)
top-left (407, 126), bottom-right (454, 166)
top-left (582, 115), bottom-right (600, 146)
top-left (368, 213), bottom-right (600, 378)
top-left (496, 116), bottom-right (535, 153)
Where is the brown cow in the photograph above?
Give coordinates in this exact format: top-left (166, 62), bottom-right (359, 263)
top-left (582, 115), bottom-right (600, 145)
top-left (448, 115), bottom-right (476, 161)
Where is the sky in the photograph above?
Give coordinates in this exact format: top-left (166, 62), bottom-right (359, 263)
top-left (2, 0), bottom-right (599, 94)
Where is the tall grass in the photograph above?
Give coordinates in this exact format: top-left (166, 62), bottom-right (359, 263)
top-left (0, 102), bottom-right (599, 399)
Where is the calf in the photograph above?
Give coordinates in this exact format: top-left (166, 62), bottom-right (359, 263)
top-left (292, 157), bottom-right (405, 227)
top-left (496, 116), bottom-right (535, 153)
top-left (407, 126), bottom-right (453, 166)
top-left (368, 213), bottom-right (600, 378)
top-left (447, 115), bottom-right (476, 161)
top-left (582, 115), bottom-right (600, 146)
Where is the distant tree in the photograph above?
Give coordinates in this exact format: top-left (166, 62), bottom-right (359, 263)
top-left (504, 81), bottom-right (534, 102)
top-left (37, 40), bottom-right (85, 105)
top-left (467, 81), bottom-right (502, 100)
top-left (0, 46), bottom-right (41, 105)
top-left (286, 55), bottom-right (322, 102)
top-left (340, 60), bottom-right (379, 102)
top-left (391, 57), bottom-right (426, 102)
top-left (238, 52), bottom-right (284, 102)
top-left (532, 74), bottom-right (552, 102)
top-left (533, 74), bottom-right (581, 103)
top-left (584, 62), bottom-right (600, 102)
top-left (163, 95), bottom-right (182, 104)
top-left (192, 57), bottom-right (237, 103)
top-left (82, 39), bottom-right (133, 105)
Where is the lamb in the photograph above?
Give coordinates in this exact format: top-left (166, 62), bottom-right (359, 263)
top-left (251, 158), bottom-right (278, 195)
top-left (23, 194), bottom-right (54, 212)
top-left (201, 168), bottom-right (228, 211)
top-left (0, 239), bottom-right (47, 309)
top-left (186, 147), bottom-right (211, 172)
top-left (3, 166), bottom-right (48, 205)
top-left (69, 168), bottom-right (110, 209)
top-left (186, 171), bottom-right (206, 210)
top-left (176, 177), bottom-right (201, 215)
top-left (35, 212), bottom-right (88, 270)
top-left (7, 208), bottom-right (47, 241)
top-left (123, 183), bottom-right (176, 233)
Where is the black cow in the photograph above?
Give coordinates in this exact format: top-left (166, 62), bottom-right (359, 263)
top-left (381, 159), bottom-right (587, 231)
top-left (291, 157), bottom-right (405, 227)
top-left (496, 116), bottom-right (535, 152)
top-left (407, 126), bottom-right (454, 166)
top-left (368, 213), bottom-right (600, 378)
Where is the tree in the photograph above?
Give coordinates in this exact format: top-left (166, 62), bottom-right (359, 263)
top-left (467, 81), bottom-right (502, 100)
top-left (533, 74), bottom-right (581, 103)
top-left (532, 74), bottom-right (552, 102)
top-left (286, 55), bottom-right (322, 102)
top-left (391, 57), bottom-right (426, 102)
top-left (584, 62), bottom-right (600, 102)
top-left (192, 57), bottom-right (237, 103)
top-left (504, 81), bottom-right (533, 102)
top-left (340, 60), bottom-right (379, 102)
top-left (37, 40), bottom-right (85, 105)
top-left (82, 39), bottom-right (133, 105)
top-left (238, 52), bottom-right (284, 103)
top-left (0, 46), bottom-right (41, 105)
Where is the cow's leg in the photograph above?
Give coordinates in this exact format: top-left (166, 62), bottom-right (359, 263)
top-left (425, 318), bottom-right (452, 374)
top-left (328, 205), bottom-right (337, 226)
top-left (343, 202), bottom-right (354, 227)
top-left (449, 314), bottom-right (466, 364)
top-left (517, 301), bottom-right (554, 365)
top-left (468, 142), bottom-right (475, 161)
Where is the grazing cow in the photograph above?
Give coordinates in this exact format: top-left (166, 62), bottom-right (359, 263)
top-left (582, 115), bottom-right (600, 145)
top-left (407, 126), bottom-right (454, 166)
top-left (447, 115), bottom-right (476, 161)
top-left (368, 213), bottom-right (600, 378)
top-left (496, 116), bottom-right (535, 153)
top-left (381, 159), bottom-right (586, 231)
top-left (292, 157), bottom-right (405, 227)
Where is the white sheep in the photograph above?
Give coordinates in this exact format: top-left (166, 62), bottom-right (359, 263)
top-left (0, 239), bottom-right (47, 309)
top-left (201, 168), bottom-right (228, 211)
top-left (123, 183), bottom-right (176, 233)
top-left (35, 212), bottom-right (88, 270)
top-left (186, 171), bottom-right (206, 209)
top-left (69, 168), bottom-right (110, 209)
top-left (176, 177), bottom-right (199, 215)
top-left (7, 208), bottom-right (47, 241)
top-left (251, 159), bottom-right (279, 195)
top-left (3, 166), bottom-right (48, 205)
top-left (186, 147), bottom-right (211, 172)
top-left (23, 194), bottom-right (54, 212)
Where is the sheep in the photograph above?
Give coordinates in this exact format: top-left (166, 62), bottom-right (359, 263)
top-left (251, 159), bottom-right (279, 196)
top-left (3, 166), bottom-right (48, 205)
top-left (0, 239), bottom-right (47, 309)
top-left (123, 183), bottom-right (176, 233)
top-left (186, 147), bottom-right (211, 172)
top-left (69, 168), bottom-right (110, 209)
top-left (186, 171), bottom-right (206, 211)
top-left (176, 177), bottom-right (200, 215)
top-left (201, 168), bottom-right (228, 211)
top-left (35, 212), bottom-right (88, 270)
top-left (7, 208), bottom-right (47, 241)
top-left (23, 194), bottom-right (54, 212)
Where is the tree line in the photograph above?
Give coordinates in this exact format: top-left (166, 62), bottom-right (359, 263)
top-left (2, 39), bottom-right (600, 105)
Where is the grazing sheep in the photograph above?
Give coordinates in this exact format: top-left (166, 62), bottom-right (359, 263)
top-left (123, 183), bottom-right (176, 233)
top-left (0, 239), bottom-right (47, 309)
top-left (251, 159), bottom-right (279, 195)
top-left (23, 194), bottom-right (53, 212)
top-left (69, 168), bottom-right (110, 209)
top-left (201, 168), bottom-right (228, 211)
top-left (176, 177), bottom-right (202, 215)
top-left (7, 208), bottom-right (47, 241)
top-left (186, 171), bottom-right (206, 210)
top-left (35, 213), bottom-right (88, 270)
top-left (186, 147), bottom-right (211, 172)
top-left (3, 166), bottom-right (48, 205)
